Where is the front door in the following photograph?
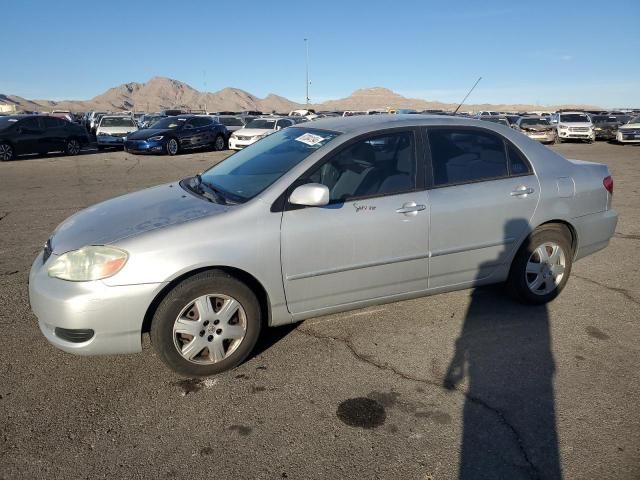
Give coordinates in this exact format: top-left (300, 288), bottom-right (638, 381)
top-left (425, 127), bottom-right (540, 288)
top-left (14, 117), bottom-right (45, 155)
top-left (281, 129), bottom-right (430, 316)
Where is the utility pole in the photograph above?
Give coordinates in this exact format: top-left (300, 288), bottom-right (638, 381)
top-left (304, 38), bottom-right (310, 105)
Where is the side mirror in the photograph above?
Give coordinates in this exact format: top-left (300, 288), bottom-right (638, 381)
top-left (289, 183), bottom-right (329, 207)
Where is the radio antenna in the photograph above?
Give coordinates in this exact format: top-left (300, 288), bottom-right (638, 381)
top-left (454, 77), bottom-right (482, 114)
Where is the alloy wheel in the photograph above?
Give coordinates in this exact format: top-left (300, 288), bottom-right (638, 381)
top-left (67, 139), bottom-right (80, 155)
top-left (0, 143), bottom-right (13, 161)
top-left (167, 139), bottom-right (178, 155)
top-left (525, 242), bottom-right (566, 296)
top-left (215, 136), bottom-right (225, 151)
top-left (172, 294), bottom-right (247, 364)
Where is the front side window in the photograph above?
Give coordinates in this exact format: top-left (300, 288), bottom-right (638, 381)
top-left (201, 127), bottom-right (339, 202)
top-left (194, 117), bottom-right (212, 127)
top-left (428, 129), bottom-right (508, 186)
top-left (19, 117), bottom-right (41, 130)
top-left (42, 116), bottom-right (61, 129)
top-left (304, 131), bottom-right (417, 203)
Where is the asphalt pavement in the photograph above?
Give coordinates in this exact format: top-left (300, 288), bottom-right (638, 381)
top-left (0, 142), bottom-right (638, 479)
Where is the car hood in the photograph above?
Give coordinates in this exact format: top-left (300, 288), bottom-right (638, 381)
top-left (126, 128), bottom-right (176, 140)
top-left (559, 122), bottom-right (592, 128)
top-left (50, 182), bottom-right (228, 253)
top-left (619, 122), bottom-right (640, 130)
top-left (233, 128), bottom-right (272, 137)
top-left (521, 125), bottom-right (554, 132)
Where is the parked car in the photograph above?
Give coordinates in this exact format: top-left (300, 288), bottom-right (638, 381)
top-left (479, 115), bottom-right (511, 127)
top-left (96, 115), bottom-right (139, 150)
top-left (0, 115), bottom-right (90, 161)
top-left (551, 112), bottom-right (595, 143)
top-left (124, 115), bottom-right (228, 155)
top-left (208, 115), bottom-right (245, 135)
top-left (615, 115), bottom-right (640, 144)
top-left (591, 115), bottom-right (623, 141)
top-left (514, 117), bottom-right (557, 144)
top-left (476, 111), bottom-right (499, 117)
top-left (29, 115), bottom-right (617, 376)
top-left (228, 117), bottom-right (294, 150)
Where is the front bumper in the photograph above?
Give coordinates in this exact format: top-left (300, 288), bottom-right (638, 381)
top-left (616, 131), bottom-right (640, 143)
top-left (558, 129), bottom-right (595, 140)
top-left (228, 137), bottom-right (258, 150)
top-left (29, 251), bottom-right (163, 355)
top-left (124, 139), bottom-right (166, 154)
top-left (97, 135), bottom-right (126, 146)
top-left (525, 131), bottom-right (556, 143)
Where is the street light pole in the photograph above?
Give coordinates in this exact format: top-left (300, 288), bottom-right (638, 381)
top-left (304, 38), bottom-right (310, 105)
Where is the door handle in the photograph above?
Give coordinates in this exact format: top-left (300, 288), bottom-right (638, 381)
top-left (396, 202), bottom-right (426, 215)
top-left (510, 186), bottom-right (535, 197)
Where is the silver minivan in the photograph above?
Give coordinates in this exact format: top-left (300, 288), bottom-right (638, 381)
top-left (29, 115), bottom-right (617, 376)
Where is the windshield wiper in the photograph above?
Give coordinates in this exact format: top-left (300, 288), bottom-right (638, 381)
top-left (193, 174), bottom-right (228, 205)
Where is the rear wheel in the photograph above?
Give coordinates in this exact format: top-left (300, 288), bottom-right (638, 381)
top-left (506, 225), bottom-right (572, 304)
top-left (0, 142), bottom-right (14, 161)
top-left (166, 138), bottom-right (179, 156)
top-left (65, 138), bottom-right (81, 156)
top-left (150, 270), bottom-right (262, 376)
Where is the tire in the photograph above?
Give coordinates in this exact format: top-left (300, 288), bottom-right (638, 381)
top-left (97, 146), bottom-right (105, 151)
top-left (0, 142), bottom-right (14, 161)
top-left (166, 138), bottom-right (179, 156)
top-left (150, 270), bottom-right (262, 376)
top-left (555, 134), bottom-right (562, 144)
top-left (212, 134), bottom-right (226, 151)
top-left (506, 225), bottom-right (573, 305)
top-left (65, 138), bottom-right (81, 156)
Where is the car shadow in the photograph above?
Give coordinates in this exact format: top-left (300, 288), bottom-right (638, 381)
top-left (249, 322), bottom-right (299, 359)
top-left (444, 218), bottom-right (562, 479)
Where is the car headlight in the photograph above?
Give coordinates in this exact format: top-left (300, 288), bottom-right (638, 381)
top-left (148, 135), bottom-right (164, 141)
top-left (559, 125), bottom-right (569, 130)
top-left (594, 127), bottom-right (602, 130)
top-left (48, 246), bottom-right (128, 281)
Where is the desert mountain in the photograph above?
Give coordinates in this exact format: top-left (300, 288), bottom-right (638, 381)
top-left (0, 76), bottom-right (599, 114)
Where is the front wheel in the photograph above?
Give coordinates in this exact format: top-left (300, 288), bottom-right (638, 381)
top-left (150, 270), bottom-right (262, 376)
top-left (212, 134), bottom-right (226, 151)
top-left (166, 138), bottom-right (179, 156)
top-left (0, 142), bottom-right (14, 161)
top-left (65, 139), bottom-right (81, 156)
top-left (506, 225), bottom-right (573, 304)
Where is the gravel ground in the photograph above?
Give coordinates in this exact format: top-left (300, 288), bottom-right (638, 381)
top-left (0, 142), bottom-right (638, 479)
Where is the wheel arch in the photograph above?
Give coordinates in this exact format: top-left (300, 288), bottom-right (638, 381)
top-left (536, 219), bottom-right (578, 254)
top-left (141, 265), bottom-right (271, 335)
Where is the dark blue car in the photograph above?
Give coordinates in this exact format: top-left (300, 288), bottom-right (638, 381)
top-left (124, 115), bottom-right (228, 155)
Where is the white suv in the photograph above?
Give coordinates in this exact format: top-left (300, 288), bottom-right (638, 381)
top-left (551, 112), bottom-right (595, 143)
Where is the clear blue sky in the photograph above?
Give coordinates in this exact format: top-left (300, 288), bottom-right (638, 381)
top-left (3, 0), bottom-right (639, 107)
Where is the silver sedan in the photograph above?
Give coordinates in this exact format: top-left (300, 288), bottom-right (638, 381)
top-left (29, 115), bottom-right (618, 376)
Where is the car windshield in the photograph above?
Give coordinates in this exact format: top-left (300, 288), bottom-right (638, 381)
top-left (245, 119), bottom-right (276, 129)
top-left (520, 118), bottom-right (550, 127)
top-left (0, 117), bottom-right (20, 129)
top-left (218, 117), bottom-right (244, 126)
top-left (628, 116), bottom-right (640, 124)
top-left (100, 117), bottom-right (135, 127)
top-left (150, 117), bottom-right (187, 129)
top-left (200, 127), bottom-right (340, 202)
top-left (560, 114), bottom-right (590, 123)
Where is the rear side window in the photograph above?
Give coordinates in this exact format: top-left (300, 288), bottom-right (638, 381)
top-left (428, 129), bottom-right (508, 186)
top-left (507, 144), bottom-right (532, 175)
top-left (42, 117), bottom-right (60, 129)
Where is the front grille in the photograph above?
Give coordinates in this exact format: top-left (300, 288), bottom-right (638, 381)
top-left (55, 327), bottom-right (94, 343)
top-left (569, 127), bottom-right (589, 132)
top-left (621, 129), bottom-right (640, 135)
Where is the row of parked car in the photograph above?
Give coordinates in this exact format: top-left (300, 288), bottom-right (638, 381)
top-left (1, 107), bottom-right (639, 161)
top-left (473, 110), bottom-right (640, 145)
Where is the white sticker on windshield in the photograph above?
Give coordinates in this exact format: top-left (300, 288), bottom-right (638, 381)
top-left (295, 133), bottom-right (325, 146)
top-left (8, 119), bottom-right (17, 122)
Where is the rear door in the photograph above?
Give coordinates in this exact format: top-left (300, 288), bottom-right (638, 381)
top-left (425, 127), bottom-right (540, 288)
top-left (41, 116), bottom-right (66, 152)
top-left (281, 129), bottom-right (430, 316)
top-left (14, 117), bottom-right (45, 154)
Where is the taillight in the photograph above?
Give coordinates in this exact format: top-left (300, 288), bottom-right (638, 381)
top-left (603, 176), bottom-right (613, 195)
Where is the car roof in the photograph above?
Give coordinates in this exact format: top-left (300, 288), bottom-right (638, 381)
top-left (290, 114), bottom-right (504, 134)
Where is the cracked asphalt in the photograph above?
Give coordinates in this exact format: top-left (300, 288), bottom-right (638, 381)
top-left (0, 142), bottom-right (638, 479)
